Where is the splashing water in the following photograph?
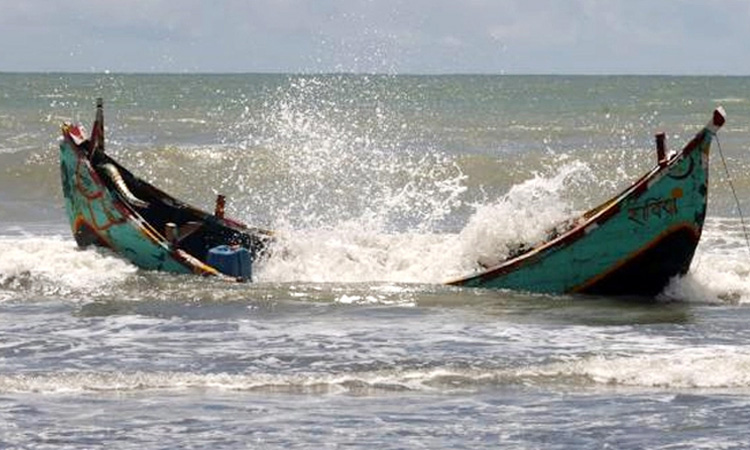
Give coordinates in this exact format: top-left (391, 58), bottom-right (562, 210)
top-left (457, 161), bottom-right (595, 269)
top-left (256, 161), bottom-right (596, 284)
top-left (663, 218), bottom-right (750, 304)
top-left (204, 75), bottom-right (607, 284)
top-left (0, 236), bottom-right (136, 300)
top-left (227, 75), bottom-right (468, 232)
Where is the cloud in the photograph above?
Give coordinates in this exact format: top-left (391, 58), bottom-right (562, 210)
top-left (1, 0), bottom-right (749, 73)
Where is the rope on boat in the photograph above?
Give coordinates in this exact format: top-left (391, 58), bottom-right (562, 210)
top-left (715, 135), bottom-right (750, 254)
top-left (98, 163), bottom-right (150, 209)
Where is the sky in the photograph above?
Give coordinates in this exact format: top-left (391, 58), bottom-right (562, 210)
top-left (1, 0), bottom-right (748, 75)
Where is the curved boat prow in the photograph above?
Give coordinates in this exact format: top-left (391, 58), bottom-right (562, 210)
top-left (90, 97), bottom-right (105, 155)
top-left (707, 106), bottom-right (726, 134)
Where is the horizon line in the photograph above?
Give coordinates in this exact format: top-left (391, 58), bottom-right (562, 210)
top-left (0, 70), bottom-right (747, 77)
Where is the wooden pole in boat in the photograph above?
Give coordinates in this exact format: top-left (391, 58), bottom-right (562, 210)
top-left (655, 132), bottom-right (667, 167)
top-left (91, 97), bottom-right (105, 156)
top-left (215, 194), bottom-right (226, 219)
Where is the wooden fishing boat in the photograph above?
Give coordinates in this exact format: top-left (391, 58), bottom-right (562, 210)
top-left (447, 107), bottom-right (726, 297)
top-left (59, 99), bottom-right (273, 280)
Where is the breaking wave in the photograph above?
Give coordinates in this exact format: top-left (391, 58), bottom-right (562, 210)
top-left (6, 345), bottom-right (750, 395)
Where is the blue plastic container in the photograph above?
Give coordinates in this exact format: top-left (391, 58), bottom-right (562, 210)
top-left (206, 245), bottom-right (252, 281)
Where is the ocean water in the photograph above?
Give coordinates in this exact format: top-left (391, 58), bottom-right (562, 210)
top-left (3, 73), bottom-right (750, 448)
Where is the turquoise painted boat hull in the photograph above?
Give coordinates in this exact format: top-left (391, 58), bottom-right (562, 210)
top-left (59, 99), bottom-right (272, 279)
top-left (447, 108), bottom-right (726, 297)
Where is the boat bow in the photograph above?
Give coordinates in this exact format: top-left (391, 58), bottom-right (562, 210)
top-left (59, 99), bottom-right (273, 280)
top-left (447, 107), bottom-right (725, 297)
